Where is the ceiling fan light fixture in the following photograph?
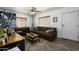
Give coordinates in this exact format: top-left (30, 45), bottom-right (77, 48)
top-left (26, 7), bottom-right (41, 15)
top-left (28, 11), bottom-right (40, 15)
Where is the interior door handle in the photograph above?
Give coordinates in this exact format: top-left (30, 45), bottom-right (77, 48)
top-left (62, 24), bottom-right (64, 28)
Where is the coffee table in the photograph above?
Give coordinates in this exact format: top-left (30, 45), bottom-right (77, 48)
top-left (26, 33), bottom-right (40, 43)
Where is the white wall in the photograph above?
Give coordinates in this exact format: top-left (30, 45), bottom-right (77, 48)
top-left (34, 8), bottom-right (63, 37)
top-left (34, 7), bottom-right (79, 38)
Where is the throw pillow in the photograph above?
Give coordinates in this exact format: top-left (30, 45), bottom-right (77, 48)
top-left (45, 29), bottom-right (54, 33)
top-left (45, 30), bottom-right (50, 33)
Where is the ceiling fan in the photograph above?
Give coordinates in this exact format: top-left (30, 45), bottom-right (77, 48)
top-left (26, 7), bottom-right (41, 15)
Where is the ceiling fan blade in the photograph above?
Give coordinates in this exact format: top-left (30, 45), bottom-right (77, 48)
top-left (35, 11), bottom-right (41, 12)
top-left (27, 11), bottom-right (31, 13)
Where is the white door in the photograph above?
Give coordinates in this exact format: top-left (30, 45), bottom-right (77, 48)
top-left (62, 12), bottom-right (78, 41)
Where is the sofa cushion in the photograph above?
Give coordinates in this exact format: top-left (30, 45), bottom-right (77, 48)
top-left (37, 27), bottom-right (41, 31)
top-left (45, 29), bottom-right (54, 33)
top-left (45, 29), bottom-right (50, 33)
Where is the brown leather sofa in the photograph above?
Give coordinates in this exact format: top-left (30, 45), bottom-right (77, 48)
top-left (14, 27), bottom-right (30, 36)
top-left (32, 27), bottom-right (57, 41)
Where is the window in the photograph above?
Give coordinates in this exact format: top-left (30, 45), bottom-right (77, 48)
top-left (39, 16), bottom-right (50, 27)
top-left (16, 17), bottom-right (27, 27)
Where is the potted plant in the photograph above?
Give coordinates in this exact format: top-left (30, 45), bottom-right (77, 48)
top-left (0, 28), bottom-right (6, 44)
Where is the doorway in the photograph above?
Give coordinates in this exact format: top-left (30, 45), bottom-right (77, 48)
top-left (62, 12), bottom-right (79, 41)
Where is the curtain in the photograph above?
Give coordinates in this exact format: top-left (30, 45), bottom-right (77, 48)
top-left (39, 16), bottom-right (50, 27)
top-left (16, 17), bottom-right (27, 27)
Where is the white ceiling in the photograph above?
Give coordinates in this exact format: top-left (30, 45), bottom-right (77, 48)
top-left (0, 7), bottom-right (63, 15)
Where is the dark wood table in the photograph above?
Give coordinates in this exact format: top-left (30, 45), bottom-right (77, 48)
top-left (0, 33), bottom-right (25, 51)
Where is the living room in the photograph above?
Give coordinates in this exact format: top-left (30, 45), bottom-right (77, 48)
top-left (0, 7), bottom-right (79, 51)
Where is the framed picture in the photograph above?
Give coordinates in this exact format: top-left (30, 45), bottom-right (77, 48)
top-left (53, 17), bottom-right (58, 22)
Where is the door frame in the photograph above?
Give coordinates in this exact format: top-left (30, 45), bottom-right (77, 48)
top-left (61, 11), bottom-right (79, 41)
